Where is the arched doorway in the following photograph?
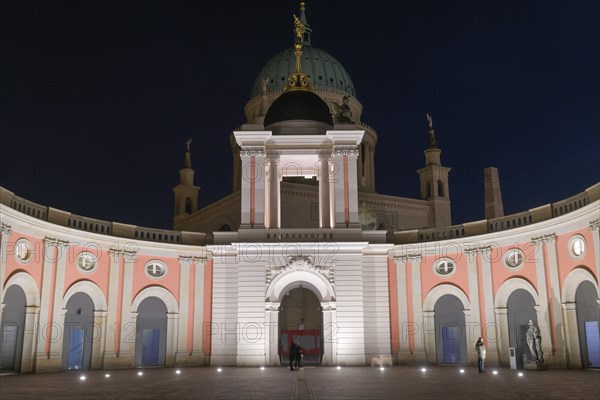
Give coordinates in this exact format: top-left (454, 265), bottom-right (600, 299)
top-left (576, 281), bottom-right (600, 368)
top-left (135, 297), bottom-right (167, 367)
top-left (279, 287), bottom-right (322, 365)
top-left (0, 285), bottom-right (26, 372)
top-left (507, 289), bottom-right (537, 366)
top-left (434, 294), bottom-right (467, 364)
top-left (62, 292), bottom-right (94, 370)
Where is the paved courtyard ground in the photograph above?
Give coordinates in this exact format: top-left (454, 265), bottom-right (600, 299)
top-left (1, 365), bottom-right (598, 400)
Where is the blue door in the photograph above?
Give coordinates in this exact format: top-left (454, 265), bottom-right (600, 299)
top-left (442, 326), bottom-right (461, 364)
top-left (585, 321), bottom-right (600, 368)
top-left (68, 328), bottom-right (85, 370)
top-left (141, 329), bottom-right (160, 366)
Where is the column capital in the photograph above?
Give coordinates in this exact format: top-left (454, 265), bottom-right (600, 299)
top-left (44, 237), bottom-right (69, 248)
top-left (193, 256), bottom-right (207, 265)
top-left (240, 147), bottom-right (266, 157)
top-left (531, 236), bottom-right (545, 247)
top-left (179, 256), bottom-right (194, 266)
top-left (266, 154), bottom-right (280, 163)
top-left (393, 254), bottom-right (422, 264)
top-left (494, 307), bottom-right (508, 315)
top-left (589, 218), bottom-right (600, 231)
top-left (478, 246), bottom-right (492, 257)
top-left (543, 233), bottom-right (557, 244)
top-left (531, 233), bottom-right (557, 246)
top-left (332, 146), bottom-right (358, 157)
top-left (123, 250), bottom-right (137, 261)
top-left (0, 223), bottom-right (12, 236)
top-left (318, 152), bottom-right (332, 161)
top-left (561, 302), bottom-right (577, 311)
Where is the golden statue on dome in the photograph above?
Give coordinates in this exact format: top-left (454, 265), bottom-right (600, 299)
top-left (284, 13), bottom-right (312, 91)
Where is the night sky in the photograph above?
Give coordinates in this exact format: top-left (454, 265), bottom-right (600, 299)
top-left (1, 0), bottom-right (599, 230)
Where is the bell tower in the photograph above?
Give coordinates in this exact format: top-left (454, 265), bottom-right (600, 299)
top-left (416, 114), bottom-right (452, 227)
top-left (173, 138), bottom-right (200, 230)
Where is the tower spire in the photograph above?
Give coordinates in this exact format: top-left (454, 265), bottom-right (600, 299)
top-left (284, 14), bottom-right (312, 91)
top-left (173, 137), bottom-right (200, 228)
top-left (426, 113), bottom-right (437, 149)
top-left (298, 2), bottom-right (312, 46)
top-left (184, 137), bottom-right (192, 168)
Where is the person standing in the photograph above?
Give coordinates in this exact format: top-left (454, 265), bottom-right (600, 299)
top-left (476, 337), bottom-right (486, 373)
top-left (289, 339), bottom-right (297, 371)
top-left (295, 339), bottom-right (303, 369)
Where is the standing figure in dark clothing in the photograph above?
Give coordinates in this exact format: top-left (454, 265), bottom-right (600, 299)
top-left (289, 339), bottom-right (297, 370)
top-left (295, 339), bottom-right (303, 369)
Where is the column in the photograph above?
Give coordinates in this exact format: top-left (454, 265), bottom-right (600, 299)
top-left (118, 251), bottom-right (136, 363)
top-left (479, 247), bottom-right (500, 365)
top-left (545, 234), bottom-right (567, 365)
top-left (589, 219), bottom-right (600, 288)
top-left (410, 256), bottom-right (426, 362)
top-left (531, 237), bottom-right (552, 362)
top-left (322, 302), bottom-right (337, 366)
top-left (240, 152), bottom-right (253, 227)
top-left (91, 310), bottom-right (107, 369)
top-left (104, 249), bottom-right (122, 364)
top-left (346, 150), bottom-right (360, 227)
top-left (331, 150), bottom-right (346, 228)
top-left (465, 248), bottom-right (482, 365)
top-left (267, 155), bottom-right (280, 229)
top-left (331, 148), bottom-right (360, 228)
top-left (35, 238), bottom-right (59, 370)
top-left (176, 256), bottom-right (192, 363)
top-left (494, 307), bottom-right (510, 366)
top-left (394, 258), bottom-right (411, 361)
top-left (318, 154), bottom-right (331, 228)
top-left (254, 153), bottom-right (266, 228)
top-left (20, 305), bottom-right (40, 373)
top-left (264, 302), bottom-right (280, 366)
top-left (240, 150), bottom-right (266, 228)
top-left (422, 310), bottom-right (436, 364)
top-left (193, 258), bottom-right (207, 363)
top-left (0, 223), bottom-right (13, 322)
top-left (369, 145), bottom-right (375, 190)
top-left (49, 241), bottom-right (70, 358)
top-left (166, 313), bottom-right (179, 367)
top-left (561, 302), bottom-right (581, 369)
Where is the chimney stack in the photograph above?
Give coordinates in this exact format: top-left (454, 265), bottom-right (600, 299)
top-left (484, 167), bottom-right (504, 219)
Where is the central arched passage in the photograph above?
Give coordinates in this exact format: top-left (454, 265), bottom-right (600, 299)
top-left (279, 287), bottom-right (322, 365)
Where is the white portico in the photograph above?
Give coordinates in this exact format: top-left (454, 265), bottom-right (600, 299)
top-left (234, 130), bottom-right (364, 231)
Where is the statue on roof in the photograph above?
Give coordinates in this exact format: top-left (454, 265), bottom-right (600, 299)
top-left (186, 138), bottom-right (192, 152)
top-left (331, 95), bottom-right (353, 124)
top-left (261, 77), bottom-right (269, 95)
top-left (293, 14), bottom-right (305, 43)
top-left (426, 114), bottom-right (437, 148)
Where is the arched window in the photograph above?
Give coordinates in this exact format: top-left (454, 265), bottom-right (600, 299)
top-left (185, 197), bottom-right (192, 214)
top-left (437, 180), bottom-right (444, 197)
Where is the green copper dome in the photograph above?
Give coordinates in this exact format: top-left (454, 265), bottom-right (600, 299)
top-left (251, 46), bottom-right (356, 99)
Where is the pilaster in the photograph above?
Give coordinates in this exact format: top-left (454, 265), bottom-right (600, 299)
top-left (561, 302), bottom-right (581, 369)
top-left (0, 223), bottom-right (13, 310)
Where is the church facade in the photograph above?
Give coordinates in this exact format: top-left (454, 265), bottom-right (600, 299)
top-left (1, 4), bottom-right (599, 373)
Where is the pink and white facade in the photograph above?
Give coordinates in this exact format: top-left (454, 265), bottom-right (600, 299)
top-left (1, 4), bottom-right (599, 374)
top-left (0, 180), bottom-right (598, 372)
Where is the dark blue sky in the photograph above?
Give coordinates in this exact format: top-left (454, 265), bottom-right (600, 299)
top-left (1, 0), bottom-right (599, 230)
